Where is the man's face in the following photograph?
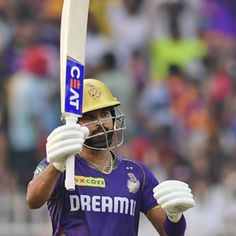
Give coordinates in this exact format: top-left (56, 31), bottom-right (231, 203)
top-left (79, 108), bottom-right (114, 149)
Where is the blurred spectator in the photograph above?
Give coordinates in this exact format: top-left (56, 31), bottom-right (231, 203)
top-left (218, 161), bottom-right (236, 234)
top-left (151, 0), bottom-right (203, 39)
top-left (185, 177), bottom-right (224, 236)
top-left (0, 12), bottom-right (11, 54)
top-left (129, 49), bottom-right (149, 94)
top-left (89, 0), bottom-right (111, 36)
top-left (107, 0), bottom-right (152, 70)
top-left (2, 19), bottom-right (38, 76)
top-left (136, 80), bottom-right (176, 139)
top-left (6, 45), bottom-right (58, 191)
top-left (96, 51), bottom-right (135, 140)
top-left (149, 19), bottom-right (207, 81)
top-left (200, 0), bottom-right (236, 50)
top-left (0, 125), bottom-right (15, 193)
top-left (207, 58), bottom-right (232, 105)
top-left (204, 132), bottom-right (231, 184)
top-left (166, 65), bottom-right (212, 136)
top-left (42, 0), bottom-right (63, 21)
top-left (85, 12), bottom-right (112, 77)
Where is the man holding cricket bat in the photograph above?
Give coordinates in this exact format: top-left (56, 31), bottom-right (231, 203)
top-left (26, 78), bottom-right (195, 236)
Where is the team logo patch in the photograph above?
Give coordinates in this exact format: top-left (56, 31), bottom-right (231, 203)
top-left (87, 83), bottom-right (102, 99)
top-left (127, 173), bottom-right (140, 193)
top-left (75, 176), bottom-right (105, 187)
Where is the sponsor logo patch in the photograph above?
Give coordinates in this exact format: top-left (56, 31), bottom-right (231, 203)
top-left (65, 57), bottom-right (84, 115)
top-left (75, 176), bottom-right (106, 187)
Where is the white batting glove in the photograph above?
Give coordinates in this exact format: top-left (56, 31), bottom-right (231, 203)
top-left (46, 124), bottom-right (89, 171)
top-left (153, 180), bottom-right (195, 223)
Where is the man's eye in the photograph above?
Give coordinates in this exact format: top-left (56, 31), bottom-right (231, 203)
top-left (83, 115), bottom-right (92, 121)
top-left (101, 111), bottom-right (110, 117)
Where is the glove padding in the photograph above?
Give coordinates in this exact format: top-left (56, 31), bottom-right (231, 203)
top-left (46, 124), bottom-right (89, 171)
top-left (153, 180), bottom-right (195, 222)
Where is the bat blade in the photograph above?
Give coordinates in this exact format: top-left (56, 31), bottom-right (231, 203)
top-left (60, 0), bottom-right (90, 190)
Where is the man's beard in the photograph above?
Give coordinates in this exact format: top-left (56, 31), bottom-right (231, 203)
top-left (84, 127), bottom-right (114, 149)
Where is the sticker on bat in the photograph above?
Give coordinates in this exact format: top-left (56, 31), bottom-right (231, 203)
top-left (65, 57), bottom-right (84, 115)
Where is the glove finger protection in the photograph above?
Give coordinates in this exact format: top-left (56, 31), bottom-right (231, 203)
top-left (47, 124), bottom-right (88, 142)
top-left (46, 124), bottom-right (89, 171)
top-left (47, 129), bottom-right (85, 162)
top-left (157, 191), bottom-right (193, 206)
top-left (153, 180), bottom-right (195, 222)
top-left (47, 141), bottom-right (84, 163)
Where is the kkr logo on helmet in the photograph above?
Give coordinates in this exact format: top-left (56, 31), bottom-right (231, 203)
top-left (87, 83), bottom-right (102, 99)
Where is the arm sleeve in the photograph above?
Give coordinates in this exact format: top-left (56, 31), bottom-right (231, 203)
top-left (140, 163), bottom-right (159, 214)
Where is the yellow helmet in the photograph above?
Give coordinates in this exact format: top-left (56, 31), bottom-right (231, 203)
top-left (82, 79), bottom-right (120, 114)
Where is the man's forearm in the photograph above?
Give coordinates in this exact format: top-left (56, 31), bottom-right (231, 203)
top-left (26, 164), bottom-right (61, 209)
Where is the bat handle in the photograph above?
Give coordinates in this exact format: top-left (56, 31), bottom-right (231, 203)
top-left (65, 154), bottom-right (75, 190)
top-left (65, 115), bottom-right (78, 191)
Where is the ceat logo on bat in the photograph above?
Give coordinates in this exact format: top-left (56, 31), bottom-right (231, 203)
top-left (65, 57), bottom-right (84, 116)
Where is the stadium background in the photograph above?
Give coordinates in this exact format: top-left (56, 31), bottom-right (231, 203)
top-left (0, 0), bottom-right (236, 235)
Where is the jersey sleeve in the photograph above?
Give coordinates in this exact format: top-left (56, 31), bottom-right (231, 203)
top-left (139, 163), bottom-right (159, 214)
top-left (33, 158), bottom-right (49, 178)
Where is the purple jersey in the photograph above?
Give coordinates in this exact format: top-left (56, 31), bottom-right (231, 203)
top-left (34, 153), bottom-right (159, 236)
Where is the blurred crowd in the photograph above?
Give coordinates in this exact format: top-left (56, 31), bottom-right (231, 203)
top-left (1, 0), bottom-right (236, 235)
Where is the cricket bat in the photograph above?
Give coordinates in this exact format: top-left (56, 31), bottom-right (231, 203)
top-left (60, 0), bottom-right (90, 190)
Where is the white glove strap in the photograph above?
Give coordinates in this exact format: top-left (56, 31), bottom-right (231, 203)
top-left (166, 211), bottom-right (182, 223)
top-left (53, 162), bottom-right (65, 172)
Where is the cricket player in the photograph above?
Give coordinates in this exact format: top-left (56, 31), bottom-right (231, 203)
top-left (26, 79), bottom-right (195, 236)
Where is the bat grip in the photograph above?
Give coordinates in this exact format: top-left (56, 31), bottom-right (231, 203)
top-left (65, 115), bottom-right (78, 191)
